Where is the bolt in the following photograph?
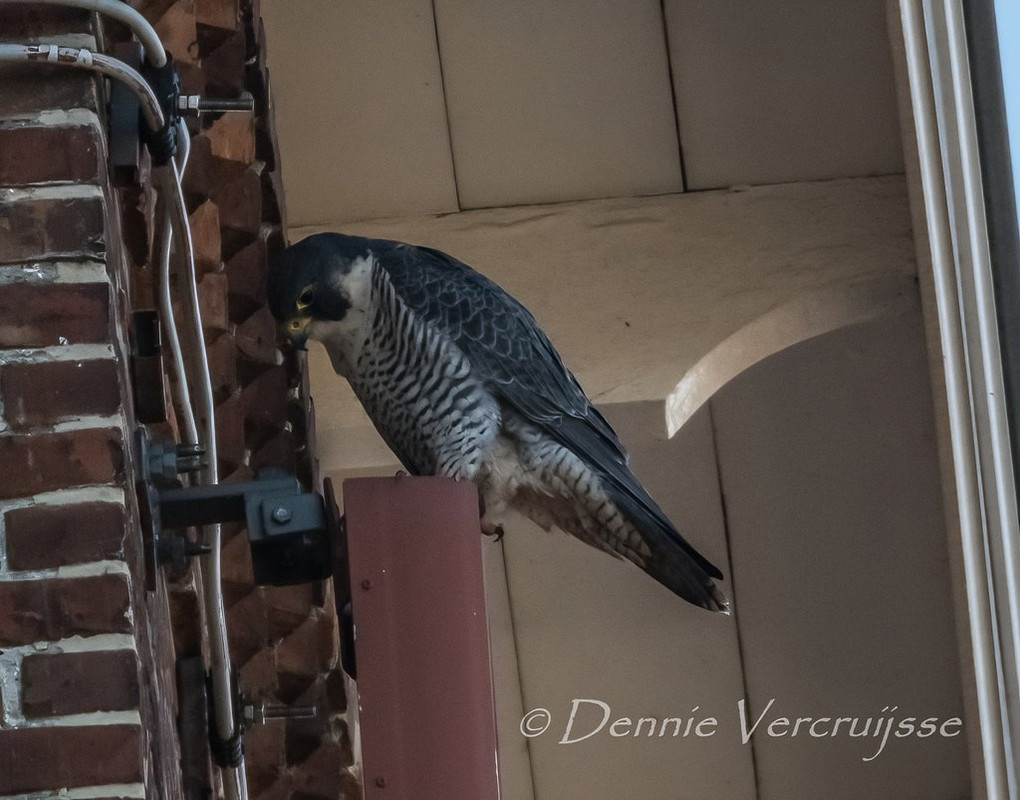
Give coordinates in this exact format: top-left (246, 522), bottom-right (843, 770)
top-left (375, 777), bottom-right (388, 788)
top-left (183, 542), bottom-right (213, 558)
top-left (361, 579), bottom-right (373, 590)
top-left (271, 505), bottom-right (292, 524)
top-left (261, 704), bottom-right (317, 720)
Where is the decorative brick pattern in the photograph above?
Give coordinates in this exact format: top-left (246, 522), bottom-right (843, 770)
top-left (0, 574), bottom-right (132, 646)
top-left (22, 649), bottom-right (140, 717)
top-left (0, 3), bottom-right (349, 797)
top-left (1, 359), bottom-right (121, 429)
top-left (0, 725), bottom-right (143, 794)
top-left (5, 502), bottom-right (126, 570)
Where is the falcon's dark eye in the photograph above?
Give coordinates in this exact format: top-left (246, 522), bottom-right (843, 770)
top-left (296, 285), bottom-right (315, 311)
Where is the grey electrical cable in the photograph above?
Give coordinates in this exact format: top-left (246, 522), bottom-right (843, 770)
top-left (0, 43), bottom-right (162, 128)
top-left (0, 0), bottom-right (166, 66)
top-left (164, 123), bottom-right (248, 800)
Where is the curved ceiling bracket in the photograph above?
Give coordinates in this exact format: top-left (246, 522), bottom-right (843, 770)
top-left (665, 274), bottom-right (920, 437)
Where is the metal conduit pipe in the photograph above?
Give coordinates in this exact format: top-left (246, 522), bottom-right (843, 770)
top-left (0, 0), bottom-right (166, 66)
top-left (163, 121), bottom-right (248, 799)
top-left (0, 42), bottom-right (162, 127)
top-left (899, 0), bottom-right (1013, 796)
top-left (0, 40), bottom-right (248, 800)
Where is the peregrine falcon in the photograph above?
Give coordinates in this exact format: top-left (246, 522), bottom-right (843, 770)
top-left (269, 233), bottom-right (728, 613)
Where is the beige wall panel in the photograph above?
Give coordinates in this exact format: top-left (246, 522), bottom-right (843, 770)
top-left (433, 0), bottom-right (683, 208)
top-left (711, 313), bottom-right (969, 798)
top-left (501, 402), bottom-right (754, 799)
top-left (262, 0), bottom-right (458, 225)
top-left (302, 176), bottom-right (916, 475)
top-left (664, 0), bottom-right (903, 189)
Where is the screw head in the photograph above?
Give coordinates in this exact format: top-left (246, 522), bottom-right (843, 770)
top-left (361, 579), bottom-right (373, 590)
top-left (271, 505), bottom-right (292, 524)
top-left (375, 776), bottom-right (388, 788)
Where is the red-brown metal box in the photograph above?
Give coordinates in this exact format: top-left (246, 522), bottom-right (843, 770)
top-left (342, 476), bottom-right (500, 800)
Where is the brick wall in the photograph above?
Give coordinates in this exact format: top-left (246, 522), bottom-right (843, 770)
top-left (0, 8), bottom-right (176, 798)
top-left (0, 4), bottom-right (355, 798)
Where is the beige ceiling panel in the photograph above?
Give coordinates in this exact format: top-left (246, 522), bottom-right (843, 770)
top-left (711, 314), bottom-right (970, 798)
top-left (433, 0), bottom-right (683, 208)
top-left (664, 0), bottom-right (904, 189)
top-left (261, 0), bottom-right (458, 225)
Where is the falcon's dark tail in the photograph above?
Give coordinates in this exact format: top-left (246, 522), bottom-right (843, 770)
top-left (606, 485), bottom-right (730, 613)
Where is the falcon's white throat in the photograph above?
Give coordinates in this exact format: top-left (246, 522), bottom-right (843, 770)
top-left (308, 253), bottom-right (375, 377)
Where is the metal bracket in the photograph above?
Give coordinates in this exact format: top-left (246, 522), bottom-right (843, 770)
top-left (135, 430), bottom-right (208, 590)
top-left (135, 428), bottom-right (338, 589)
top-left (129, 310), bottom-right (167, 424)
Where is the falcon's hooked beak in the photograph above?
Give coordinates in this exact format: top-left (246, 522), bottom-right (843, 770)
top-left (283, 316), bottom-right (311, 350)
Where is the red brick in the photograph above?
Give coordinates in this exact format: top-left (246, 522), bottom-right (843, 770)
top-left (208, 112), bottom-right (254, 163)
top-left (189, 200), bottom-right (222, 274)
top-left (0, 197), bottom-right (105, 264)
top-left (0, 725), bottom-right (142, 793)
top-left (236, 307), bottom-right (280, 381)
top-left (196, 0), bottom-right (238, 30)
top-left (325, 669), bottom-right (349, 715)
top-left (198, 271), bottom-right (230, 333)
top-left (176, 57), bottom-right (206, 96)
top-left (221, 525), bottom-right (254, 587)
top-left (0, 65), bottom-right (99, 115)
top-left (215, 168), bottom-right (262, 242)
top-left (0, 429), bottom-right (122, 499)
top-left (168, 586), bottom-right (202, 658)
top-left (276, 612), bottom-right (337, 679)
top-left (0, 126), bottom-right (101, 185)
top-left (0, 574), bottom-right (131, 646)
top-left (182, 133), bottom-right (247, 201)
top-left (251, 428), bottom-right (297, 474)
top-left (216, 391), bottom-right (245, 473)
top-left (242, 364), bottom-right (288, 434)
top-left (202, 28), bottom-right (246, 97)
top-left (154, 1), bottom-right (200, 63)
top-left (1, 359), bottom-right (120, 429)
top-left (239, 646), bottom-right (278, 698)
top-left (284, 681), bottom-right (329, 765)
top-left (225, 237), bottom-right (266, 320)
top-left (22, 649), bottom-right (139, 717)
top-left (226, 590), bottom-right (270, 664)
top-left (0, 7), bottom-right (91, 36)
top-left (0, 282), bottom-right (109, 346)
top-left (290, 741), bottom-right (347, 798)
top-left (245, 719), bottom-right (285, 794)
top-left (263, 583), bottom-right (314, 638)
top-left (5, 502), bottom-right (125, 571)
top-left (207, 331), bottom-right (239, 397)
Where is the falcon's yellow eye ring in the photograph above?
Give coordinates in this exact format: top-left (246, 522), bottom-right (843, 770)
top-left (288, 319), bottom-right (304, 332)
top-left (296, 285), bottom-right (315, 311)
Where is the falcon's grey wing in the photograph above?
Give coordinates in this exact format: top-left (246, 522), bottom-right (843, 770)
top-left (372, 240), bottom-right (725, 607)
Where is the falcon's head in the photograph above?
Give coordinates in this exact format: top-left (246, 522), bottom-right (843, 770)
top-left (268, 233), bottom-right (369, 349)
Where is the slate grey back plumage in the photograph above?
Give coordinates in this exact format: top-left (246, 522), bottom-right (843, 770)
top-left (270, 233), bottom-right (728, 612)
